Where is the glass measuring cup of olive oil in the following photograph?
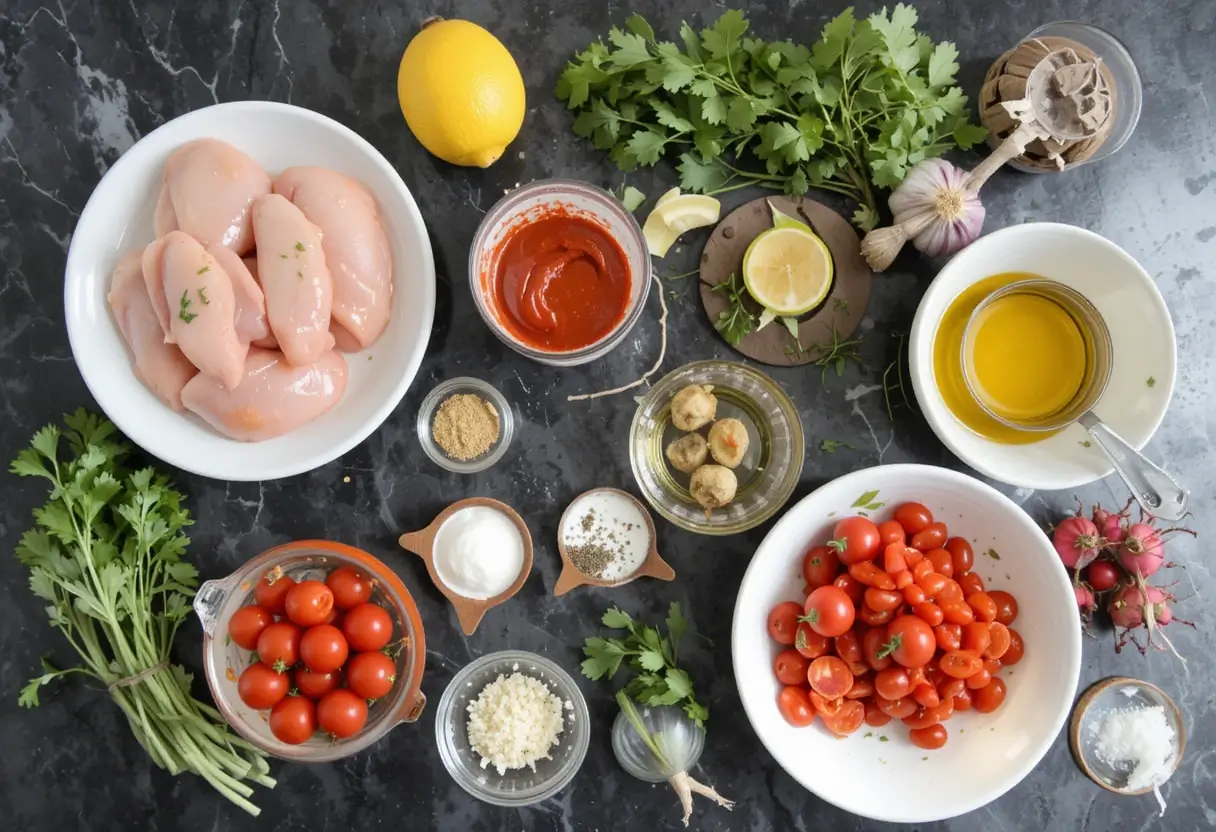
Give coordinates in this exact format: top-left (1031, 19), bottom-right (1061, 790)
top-left (947, 277), bottom-right (1187, 519)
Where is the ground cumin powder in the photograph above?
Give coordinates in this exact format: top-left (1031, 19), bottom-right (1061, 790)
top-left (432, 393), bottom-right (501, 460)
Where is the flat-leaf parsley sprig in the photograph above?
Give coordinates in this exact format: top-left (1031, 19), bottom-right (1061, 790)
top-left (556, 6), bottom-right (986, 229)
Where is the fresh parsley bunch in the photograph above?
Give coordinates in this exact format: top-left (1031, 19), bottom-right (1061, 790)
top-left (11, 410), bottom-right (274, 815)
top-left (582, 602), bottom-right (709, 726)
top-left (556, 6), bottom-right (986, 229)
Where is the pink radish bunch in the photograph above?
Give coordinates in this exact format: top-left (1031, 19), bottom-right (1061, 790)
top-left (1047, 499), bottom-right (1196, 662)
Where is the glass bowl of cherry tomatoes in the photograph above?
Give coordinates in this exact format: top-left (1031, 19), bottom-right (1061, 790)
top-left (193, 540), bottom-right (427, 761)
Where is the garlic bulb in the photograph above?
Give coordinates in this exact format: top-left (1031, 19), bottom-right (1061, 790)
top-left (610, 694), bottom-right (733, 826)
top-left (861, 121), bottom-right (1039, 272)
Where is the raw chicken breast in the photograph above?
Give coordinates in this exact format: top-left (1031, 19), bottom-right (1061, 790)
top-left (252, 194), bottom-right (334, 365)
top-left (207, 245), bottom-right (270, 345)
top-left (273, 167), bottom-right (393, 348)
top-left (107, 250), bottom-right (197, 410)
top-left (154, 139), bottom-right (270, 254)
top-left (242, 256), bottom-right (280, 349)
top-left (153, 231), bottom-right (249, 390)
top-left (140, 235), bottom-right (173, 334)
top-left (180, 347), bottom-right (348, 441)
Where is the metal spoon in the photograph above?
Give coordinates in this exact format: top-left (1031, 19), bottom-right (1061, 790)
top-left (962, 280), bottom-right (1188, 520)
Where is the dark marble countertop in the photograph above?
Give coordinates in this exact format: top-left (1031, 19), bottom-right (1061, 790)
top-left (2, 1), bottom-right (1214, 830)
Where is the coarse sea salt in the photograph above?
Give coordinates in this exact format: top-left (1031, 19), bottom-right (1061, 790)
top-left (1088, 703), bottom-right (1176, 816)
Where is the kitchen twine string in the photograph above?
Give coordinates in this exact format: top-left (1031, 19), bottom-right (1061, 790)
top-left (107, 659), bottom-right (170, 691)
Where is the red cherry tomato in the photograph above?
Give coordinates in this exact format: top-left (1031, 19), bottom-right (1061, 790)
top-left (913, 682), bottom-right (940, 709)
top-left (864, 587), bottom-right (903, 612)
top-left (925, 548), bottom-right (954, 578)
top-left (767, 601), bottom-right (804, 645)
top-left (945, 537), bottom-right (975, 575)
top-left (939, 650), bottom-right (983, 679)
top-left (985, 622), bottom-right (1012, 660)
top-left (966, 668), bottom-right (993, 690)
top-left (967, 592), bottom-right (998, 623)
top-left (914, 601), bottom-right (945, 627)
top-left (877, 695), bottom-right (919, 719)
top-left (875, 667), bottom-right (912, 699)
top-left (831, 517), bottom-right (882, 565)
top-left (802, 586), bottom-right (855, 638)
top-left (903, 584), bottom-right (927, 606)
top-left (317, 689), bottom-right (369, 738)
top-left (257, 621), bottom-right (302, 669)
top-left (862, 627), bottom-right (894, 672)
top-left (777, 686), bottom-right (816, 727)
top-left (1002, 629), bottom-right (1025, 665)
top-left (973, 677), bottom-right (1007, 713)
top-left (894, 570), bottom-right (915, 590)
top-left (883, 543), bottom-right (912, 574)
top-left (903, 698), bottom-right (954, 730)
top-left (254, 572), bottom-right (297, 615)
top-left (954, 687), bottom-right (973, 711)
top-left (845, 676), bottom-right (874, 700)
top-left (937, 579), bottom-right (964, 603)
top-left (326, 566), bottom-right (374, 610)
top-left (228, 605), bottom-right (274, 650)
top-left (833, 574), bottom-right (865, 605)
top-left (989, 591), bottom-right (1020, 625)
top-left (295, 667), bottom-right (341, 699)
top-left (878, 520), bottom-right (906, 547)
top-left (939, 677), bottom-right (966, 701)
top-left (342, 603), bottom-right (393, 652)
top-left (859, 604), bottom-right (895, 626)
top-left (910, 522), bottom-right (948, 551)
top-left (270, 695), bottom-right (317, 744)
top-left (848, 561), bottom-right (896, 590)
top-left (821, 699), bottom-right (865, 736)
top-left (864, 699), bottom-right (892, 726)
top-left (299, 624), bottom-right (349, 674)
top-left (1086, 560), bottom-right (1120, 592)
top-left (773, 649), bottom-right (810, 685)
top-left (910, 723), bottom-right (949, 750)
top-left (809, 690), bottom-right (841, 717)
top-left (916, 571), bottom-right (948, 597)
top-left (884, 615), bottom-right (936, 668)
top-left (346, 651), bottom-right (398, 700)
top-left (794, 622), bottom-right (831, 659)
top-left (834, 630), bottom-right (869, 675)
top-left (894, 502), bottom-right (934, 535)
top-left (238, 662), bottom-right (289, 709)
top-left (284, 580), bottom-right (335, 628)
top-left (962, 622), bottom-right (993, 654)
top-left (958, 571), bottom-right (987, 597)
top-left (934, 623), bottom-right (962, 652)
top-left (802, 545), bottom-right (840, 590)
top-left (808, 656), bottom-right (855, 698)
top-left (942, 600), bottom-right (976, 626)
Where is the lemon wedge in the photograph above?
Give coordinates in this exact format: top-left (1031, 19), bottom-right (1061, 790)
top-left (655, 194), bottom-right (721, 233)
top-left (742, 226), bottom-right (834, 316)
top-left (641, 190), bottom-right (721, 257)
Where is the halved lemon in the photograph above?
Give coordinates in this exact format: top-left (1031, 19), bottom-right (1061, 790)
top-left (742, 226), bottom-right (833, 316)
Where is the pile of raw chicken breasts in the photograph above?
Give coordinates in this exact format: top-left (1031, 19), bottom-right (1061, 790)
top-left (107, 139), bottom-right (394, 441)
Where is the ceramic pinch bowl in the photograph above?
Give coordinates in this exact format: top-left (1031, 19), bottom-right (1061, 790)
top-left (398, 498), bottom-right (533, 635)
top-left (553, 487), bottom-right (675, 596)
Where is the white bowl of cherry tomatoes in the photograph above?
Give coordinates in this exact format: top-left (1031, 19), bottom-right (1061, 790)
top-left (193, 540), bottom-right (427, 760)
top-left (732, 464), bottom-right (1081, 823)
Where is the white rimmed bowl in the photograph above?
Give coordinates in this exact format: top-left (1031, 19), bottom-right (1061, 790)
top-left (732, 464), bottom-right (1081, 824)
top-left (64, 101), bottom-right (436, 481)
top-left (910, 223), bottom-right (1175, 491)
top-left (468, 179), bottom-right (650, 366)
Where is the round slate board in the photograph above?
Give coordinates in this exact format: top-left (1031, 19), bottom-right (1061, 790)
top-left (699, 196), bottom-right (872, 366)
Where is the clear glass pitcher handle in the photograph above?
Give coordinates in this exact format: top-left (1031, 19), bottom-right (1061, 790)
top-left (193, 577), bottom-right (236, 636)
top-left (1078, 412), bottom-right (1189, 521)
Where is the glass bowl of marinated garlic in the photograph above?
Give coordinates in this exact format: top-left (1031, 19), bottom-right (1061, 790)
top-left (629, 360), bottom-right (805, 535)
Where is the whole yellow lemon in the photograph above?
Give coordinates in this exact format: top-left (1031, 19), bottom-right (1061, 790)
top-left (397, 18), bottom-right (525, 168)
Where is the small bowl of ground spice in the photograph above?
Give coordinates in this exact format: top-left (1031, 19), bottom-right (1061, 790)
top-left (417, 377), bottom-right (514, 473)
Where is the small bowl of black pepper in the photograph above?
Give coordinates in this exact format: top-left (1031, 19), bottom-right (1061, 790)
top-left (417, 377), bottom-right (514, 474)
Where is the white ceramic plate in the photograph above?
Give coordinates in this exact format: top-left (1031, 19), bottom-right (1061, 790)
top-left (64, 102), bottom-right (435, 481)
top-left (909, 223), bottom-right (1175, 491)
top-left (732, 465), bottom-right (1081, 824)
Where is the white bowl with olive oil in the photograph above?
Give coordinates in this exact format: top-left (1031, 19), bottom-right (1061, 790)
top-left (910, 223), bottom-right (1175, 491)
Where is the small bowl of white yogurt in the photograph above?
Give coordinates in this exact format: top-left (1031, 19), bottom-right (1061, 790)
top-left (398, 498), bottom-right (533, 634)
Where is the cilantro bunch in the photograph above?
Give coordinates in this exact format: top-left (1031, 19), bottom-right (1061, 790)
top-left (556, 6), bottom-right (986, 229)
top-left (582, 602), bottom-right (708, 726)
top-left (11, 411), bottom-right (274, 815)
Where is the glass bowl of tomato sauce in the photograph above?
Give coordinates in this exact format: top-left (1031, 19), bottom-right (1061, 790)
top-left (193, 540), bottom-right (427, 761)
top-left (469, 179), bottom-right (650, 366)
